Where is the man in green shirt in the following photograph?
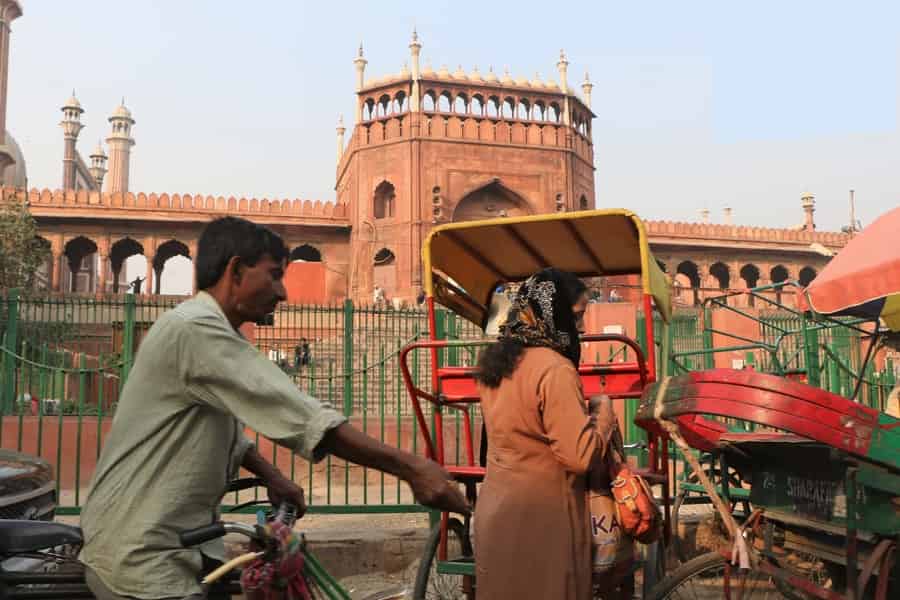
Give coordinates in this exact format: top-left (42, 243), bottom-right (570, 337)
top-left (80, 217), bottom-right (469, 599)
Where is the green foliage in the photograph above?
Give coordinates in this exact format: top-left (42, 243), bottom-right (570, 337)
top-left (0, 197), bottom-right (49, 290)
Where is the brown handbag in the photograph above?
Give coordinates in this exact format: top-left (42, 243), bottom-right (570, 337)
top-left (606, 428), bottom-right (661, 544)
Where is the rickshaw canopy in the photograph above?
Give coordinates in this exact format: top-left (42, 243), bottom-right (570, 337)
top-left (800, 205), bottom-right (900, 332)
top-left (422, 209), bottom-right (672, 328)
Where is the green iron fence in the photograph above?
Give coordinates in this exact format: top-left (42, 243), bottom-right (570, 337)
top-left (3, 289), bottom-right (896, 514)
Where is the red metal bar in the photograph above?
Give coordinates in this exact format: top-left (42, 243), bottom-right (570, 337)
top-left (399, 341), bottom-right (447, 461)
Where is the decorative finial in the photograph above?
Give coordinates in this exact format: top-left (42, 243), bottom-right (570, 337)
top-left (559, 49), bottom-right (566, 61)
top-left (338, 115), bottom-right (344, 126)
top-left (358, 42), bottom-right (364, 57)
top-left (412, 26), bottom-right (418, 42)
top-left (72, 88), bottom-right (76, 97)
top-left (584, 71), bottom-right (590, 83)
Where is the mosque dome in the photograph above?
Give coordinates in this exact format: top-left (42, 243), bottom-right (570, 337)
top-left (1, 131), bottom-right (28, 188)
top-left (111, 103), bottom-right (133, 120)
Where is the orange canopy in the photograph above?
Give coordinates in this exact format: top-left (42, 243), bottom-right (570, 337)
top-left (801, 206), bottom-right (900, 331)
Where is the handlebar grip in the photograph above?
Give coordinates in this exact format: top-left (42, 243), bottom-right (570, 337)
top-left (179, 522), bottom-right (226, 547)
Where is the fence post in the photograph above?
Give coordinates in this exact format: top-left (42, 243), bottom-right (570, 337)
top-left (120, 294), bottom-right (136, 391)
top-left (801, 317), bottom-right (821, 389)
top-left (3, 288), bottom-right (20, 415)
top-left (434, 308), bottom-right (447, 367)
top-left (342, 299), bottom-right (354, 416)
top-left (702, 306), bottom-right (714, 370)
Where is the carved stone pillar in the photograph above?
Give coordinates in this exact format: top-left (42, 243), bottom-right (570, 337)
top-left (143, 236), bottom-right (156, 296)
top-left (50, 251), bottom-right (61, 292)
top-left (98, 253), bottom-right (109, 294)
top-left (144, 260), bottom-right (154, 296)
top-left (50, 235), bottom-right (64, 292)
top-left (97, 237), bottom-right (110, 295)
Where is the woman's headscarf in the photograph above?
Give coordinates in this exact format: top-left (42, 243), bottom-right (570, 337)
top-left (499, 268), bottom-right (582, 366)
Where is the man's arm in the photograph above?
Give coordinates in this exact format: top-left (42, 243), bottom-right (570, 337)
top-left (318, 423), bottom-right (470, 515)
top-left (241, 446), bottom-right (307, 515)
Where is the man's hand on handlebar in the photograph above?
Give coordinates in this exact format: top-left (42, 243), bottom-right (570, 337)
top-left (265, 473), bottom-right (307, 518)
top-left (407, 456), bottom-right (471, 516)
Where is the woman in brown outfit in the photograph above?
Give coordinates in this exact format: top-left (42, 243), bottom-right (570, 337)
top-left (474, 269), bottom-right (615, 600)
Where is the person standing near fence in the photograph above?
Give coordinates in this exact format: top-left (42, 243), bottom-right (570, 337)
top-left (473, 268), bottom-right (615, 600)
top-left (79, 216), bottom-right (469, 600)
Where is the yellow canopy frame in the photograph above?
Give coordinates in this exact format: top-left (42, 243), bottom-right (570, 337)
top-left (422, 209), bottom-right (672, 329)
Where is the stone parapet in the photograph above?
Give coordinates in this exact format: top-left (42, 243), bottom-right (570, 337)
top-left (6, 187), bottom-right (351, 227)
top-left (645, 219), bottom-right (850, 249)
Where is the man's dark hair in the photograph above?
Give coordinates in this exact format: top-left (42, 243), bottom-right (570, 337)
top-left (196, 217), bottom-right (289, 290)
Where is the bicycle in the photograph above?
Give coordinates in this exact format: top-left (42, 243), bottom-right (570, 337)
top-left (0, 478), bottom-right (407, 600)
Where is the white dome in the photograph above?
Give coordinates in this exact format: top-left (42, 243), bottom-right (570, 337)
top-left (111, 103), bottom-right (133, 120)
top-left (62, 94), bottom-right (82, 111)
top-left (1, 131), bottom-right (28, 188)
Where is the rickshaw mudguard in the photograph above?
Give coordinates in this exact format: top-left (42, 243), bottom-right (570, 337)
top-left (635, 369), bottom-right (900, 470)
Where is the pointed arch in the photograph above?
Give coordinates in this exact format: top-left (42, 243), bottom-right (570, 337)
top-left (710, 262), bottom-right (730, 290)
top-left (373, 180), bottom-right (396, 219)
top-left (799, 266), bottom-right (817, 287)
top-left (291, 244), bottom-right (322, 262)
top-left (452, 179), bottom-right (531, 223)
top-left (676, 260), bottom-right (701, 306)
top-left (422, 90), bottom-right (436, 112)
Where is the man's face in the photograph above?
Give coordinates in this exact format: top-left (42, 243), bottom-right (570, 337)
top-left (233, 253), bottom-right (287, 323)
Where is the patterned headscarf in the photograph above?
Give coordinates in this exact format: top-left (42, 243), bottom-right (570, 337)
top-left (499, 268), bottom-right (582, 365)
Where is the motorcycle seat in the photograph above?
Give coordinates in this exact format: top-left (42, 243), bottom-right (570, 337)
top-left (0, 520), bottom-right (83, 555)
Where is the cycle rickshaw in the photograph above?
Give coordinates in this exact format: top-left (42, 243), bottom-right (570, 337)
top-left (398, 209), bottom-right (675, 598)
top-left (638, 205), bottom-right (900, 599)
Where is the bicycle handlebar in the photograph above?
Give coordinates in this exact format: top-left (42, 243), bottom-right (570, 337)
top-left (179, 522), bottom-right (227, 547)
top-left (179, 501), bottom-right (299, 548)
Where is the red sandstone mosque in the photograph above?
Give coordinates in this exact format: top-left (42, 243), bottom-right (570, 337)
top-left (0, 2), bottom-right (852, 306)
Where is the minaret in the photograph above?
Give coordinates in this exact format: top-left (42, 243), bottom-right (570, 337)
top-left (409, 28), bottom-right (422, 112)
top-left (59, 91), bottom-right (84, 190)
top-left (89, 140), bottom-right (107, 189)
top-left (801, 191), bottom-right (816, 231)
top-left (556, 49), bottom-right (571, 126)
top-left (105, 99), bottom-right (135, 193)
top-left (699, 207), bottom-right (710, 224)
top-left (581, 72), bottom-right (594, 109)
top-left (336, 115), bottom-right (345, 165)
top-left (353, 43), bottom-right (368, 122)
top-left (556, 49), bottom-right (569, 92)
top-left (0, 1), bottom-right (23, 156)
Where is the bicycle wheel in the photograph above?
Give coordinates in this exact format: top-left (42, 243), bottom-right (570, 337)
top-left (646, 551), bottom-right (787, 600)
top-left (413, 518), bottom-right (474, 600)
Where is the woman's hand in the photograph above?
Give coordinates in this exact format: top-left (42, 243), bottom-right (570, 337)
top-left (588, 394), bottom-right (617, 447)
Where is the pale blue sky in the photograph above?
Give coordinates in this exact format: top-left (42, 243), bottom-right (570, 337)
top-left (9, 0), bottom-right (900, 235)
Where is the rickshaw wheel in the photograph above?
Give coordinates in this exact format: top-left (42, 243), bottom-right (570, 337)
top-left (413, 517), bottom-right (474, 600)
top-left (645, 551), bottom-right (784, 600)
